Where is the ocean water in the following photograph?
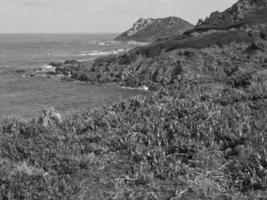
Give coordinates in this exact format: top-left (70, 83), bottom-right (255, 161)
top-left (0, 33), bottom-right (149, 121)
top-left (0, 33), bottom-right (136, 69)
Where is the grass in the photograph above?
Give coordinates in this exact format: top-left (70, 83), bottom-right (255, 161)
top-left (0, 73), bottom-right (266, 199)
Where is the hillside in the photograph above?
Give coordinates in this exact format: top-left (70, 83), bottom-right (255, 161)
top-left (1, 0), bottom-right (267, 199)
top-left (186, 0), bottom-right (267, 33)
top-left (47, 2), bottom-right (267, 89)
top-left (115, 17), bottom-right (193, 42)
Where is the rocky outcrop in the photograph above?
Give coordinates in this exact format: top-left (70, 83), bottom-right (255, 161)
top-left (49, 27), bottom-right (267, 90)
top-left (115, 17), bottom-right (193, 42)
top-left (48, 0), bottom-right (267, 91)
top-left (186, 0), bottom-right (267, 34)
top-left (38, 107), bottom-right (63, 127)
top-left (225, 0), bottom-right (267, 20)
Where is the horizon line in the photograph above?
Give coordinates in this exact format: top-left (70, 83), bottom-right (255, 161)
top-left (0, 32), bottom-right (120, 34)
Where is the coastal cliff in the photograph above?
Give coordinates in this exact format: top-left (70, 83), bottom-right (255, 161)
top-left (82, 0), bottom-right (266, 88)
top-left (49, 3), bottom-right (267, 90)
top-left (115, 16), bottom-right (193, 42)
top-left (46, 0), bottom-right (267, 90)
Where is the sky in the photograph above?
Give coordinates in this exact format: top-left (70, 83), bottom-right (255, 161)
top-left (0, 0), bottom-right (237, 33)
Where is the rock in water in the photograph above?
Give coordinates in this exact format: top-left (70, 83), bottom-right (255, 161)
top-left (38, 107), bottom-right (63, 127)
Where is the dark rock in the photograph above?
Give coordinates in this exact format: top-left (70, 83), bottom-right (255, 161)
top-left (226, 71), bottom-right (253, 88)
top-left (260, 31), bottom-right (266, 39)
top-left (187, 0), bottom-right (267, 34)
top-left (224, 65), bottom-right (239, 76)
top-left (38, 107), bottom-right (62, 127)
top-left (64, 60), bottom-right (79, 65)
top-left (15, 69), bottom-right (26, 73)
top-left (245, 43), bottom-right (264, 55)
top-left (118, 54), bottom-right (135, 65)
top-left (46, 71), bottom-right (58, 76)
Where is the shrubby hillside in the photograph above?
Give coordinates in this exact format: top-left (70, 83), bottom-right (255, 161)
top-left (49, 1), bottom-right (267, 90)
top-left (1, 0), bottom-right (267, 199)
top-left (187, 0), bottom-right (267, 33)
top-left (1, 75), bottom-right (266, 199)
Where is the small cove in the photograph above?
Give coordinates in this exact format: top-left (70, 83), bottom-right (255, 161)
top-left (0, 33), bottom-right (148, 121)
top-left (0, 72), bottom-right (150, 121)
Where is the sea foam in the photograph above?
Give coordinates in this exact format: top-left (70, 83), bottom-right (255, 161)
top-left (78, 49), bottom-right (128, 57)
top-left (40, 64), bottom-right (56, 72)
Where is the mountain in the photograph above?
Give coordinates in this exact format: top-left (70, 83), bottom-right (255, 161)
top-left (115, 16), bottom-right (193, 42)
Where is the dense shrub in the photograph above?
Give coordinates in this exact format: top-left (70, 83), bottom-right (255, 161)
top-left (0, 81), bottom-right (266, 199)
top-left (226, 71), bottom-right (253, 88)
top-left (118, 53), bottom-right (137, 65)
top-left (166, 30), bottom-right (252, 52)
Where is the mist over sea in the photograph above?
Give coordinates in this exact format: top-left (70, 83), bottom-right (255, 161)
top-left (0, 33), bottom-right (148, 120)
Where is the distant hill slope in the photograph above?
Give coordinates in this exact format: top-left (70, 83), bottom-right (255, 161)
top-left (49, 0), bottom-right (267, 89)
top-left (48, 0), bottom-right (267, 90)
top-left (115, 17), bottom-right (193, 42)
top-left (186, 0), bottom-right (267, 33)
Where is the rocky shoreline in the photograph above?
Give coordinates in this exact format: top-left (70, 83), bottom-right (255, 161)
top-left (29, 26), bottom-right (267, 93)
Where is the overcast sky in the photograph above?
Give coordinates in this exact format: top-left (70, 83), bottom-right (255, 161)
top-left (0, 0), bottom-right (237, 33)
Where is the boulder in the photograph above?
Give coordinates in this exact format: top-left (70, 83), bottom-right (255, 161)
top-left (38, 107), bottom-right (63, 128)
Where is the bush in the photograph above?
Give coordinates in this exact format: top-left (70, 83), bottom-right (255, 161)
top-left (226, 71), bottom-right (253, 88)
top-left (0, 86), bottom-right (266, 199)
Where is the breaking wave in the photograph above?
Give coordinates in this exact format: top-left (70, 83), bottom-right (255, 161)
top-left (77, 49), bottom-right (128, 57)
top-left (39, 64), bottom-right (56, 72)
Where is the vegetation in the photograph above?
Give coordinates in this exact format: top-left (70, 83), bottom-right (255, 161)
top-left (1, 1), bottom-right (267, 199)
top-left (185, 5), bottom-right (267, 33)
top-left (49, 5), bottom-right (267, 88)
top-left (115, 17), bottom-right (193, 42)
top-left (0, 71), bottom-right (266, 199)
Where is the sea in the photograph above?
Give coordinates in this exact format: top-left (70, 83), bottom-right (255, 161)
top-left (0, 33), bottom-right (149, 121)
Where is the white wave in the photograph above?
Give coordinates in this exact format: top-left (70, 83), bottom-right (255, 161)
top-left (121, 86), bottom-right (149, 91)
top-left (98, 42), bottom-right (106, 46)
top-left (40, 64), bottom-right (56, 72)
top-left (139, 86), bottom-right (149, 91)
top-left (96, 40), bottom-right (122, 46)
top-left (78, 49), bottom-right (128, 57)
top-left (126, 41), bottom-right (150, 46)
